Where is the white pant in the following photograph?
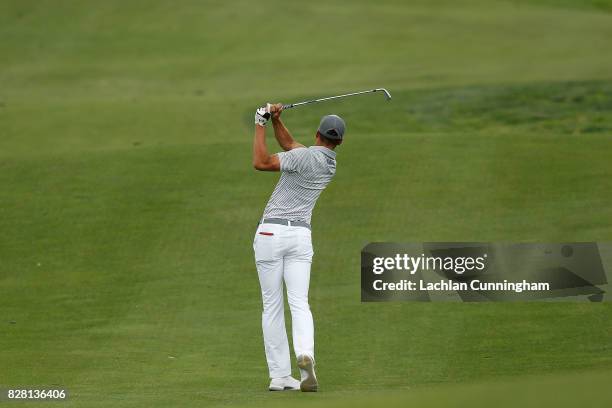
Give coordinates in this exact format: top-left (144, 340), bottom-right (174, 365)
top-left (253, 222), bottom-right (314, 378)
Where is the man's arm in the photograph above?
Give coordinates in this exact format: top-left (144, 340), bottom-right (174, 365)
top-left (270, 103), bottom-right (304, 151)
top-left (252, 124), bottom-right (280, 172)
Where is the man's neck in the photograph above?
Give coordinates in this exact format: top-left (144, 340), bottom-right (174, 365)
top-left (314, 141), bottom-right (335, 150)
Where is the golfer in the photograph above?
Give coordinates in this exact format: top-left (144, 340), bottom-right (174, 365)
top-left (252, 103), bottom-right (345, 392)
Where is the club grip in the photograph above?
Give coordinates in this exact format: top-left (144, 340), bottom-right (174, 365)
top-left (282, 104), bottom-right (294, 110)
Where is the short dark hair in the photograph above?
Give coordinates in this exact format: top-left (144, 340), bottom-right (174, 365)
top-left (317, 132), bottom-right (342, 146)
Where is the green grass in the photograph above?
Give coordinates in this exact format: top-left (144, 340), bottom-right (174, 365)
top-left (1, 0), bottom-right (612, 407)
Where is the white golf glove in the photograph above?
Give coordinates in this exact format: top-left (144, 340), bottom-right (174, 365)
top-left (255, 103), bottom-right (271, 126)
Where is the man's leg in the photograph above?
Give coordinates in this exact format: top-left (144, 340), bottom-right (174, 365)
top-left (284, 229), bottom-right (317, 392)
top-left (255, 232), bottom-right (291, 379)
top-left (284, 257), bottom-right (314, 360)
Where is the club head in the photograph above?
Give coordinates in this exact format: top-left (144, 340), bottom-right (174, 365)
top-left (375, 88), bottom-right (392, 100)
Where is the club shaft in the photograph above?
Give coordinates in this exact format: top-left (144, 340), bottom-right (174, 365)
top-left (282, 88), bottom-right (387, 110)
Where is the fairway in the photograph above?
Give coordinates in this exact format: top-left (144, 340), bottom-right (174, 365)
top-left (1, 0), bottom-right (612, 407)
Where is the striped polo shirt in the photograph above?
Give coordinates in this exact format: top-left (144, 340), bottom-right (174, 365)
top-left (262, 146), bottom-right (337, 224)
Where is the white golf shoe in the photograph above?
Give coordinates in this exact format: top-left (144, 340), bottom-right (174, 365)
top-left (268, 376), bottom-right (300, 391)
top-left (297, 355), bottom-right (318, 392)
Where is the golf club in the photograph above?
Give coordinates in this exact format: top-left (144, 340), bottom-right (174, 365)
top-left (282, 88), bottom-right (392, 110)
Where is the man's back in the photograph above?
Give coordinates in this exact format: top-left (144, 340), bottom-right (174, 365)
top-left (263, 146), bottom-right (336, 224)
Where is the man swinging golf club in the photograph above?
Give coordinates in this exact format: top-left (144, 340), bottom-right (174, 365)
top-left (252, 103), bottom-right (345, 392)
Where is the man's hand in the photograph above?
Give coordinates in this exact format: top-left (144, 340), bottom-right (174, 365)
top-left (269, 103), bottom-right (283, 120)
top-left (255, 103), bottom-right (271, 126)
